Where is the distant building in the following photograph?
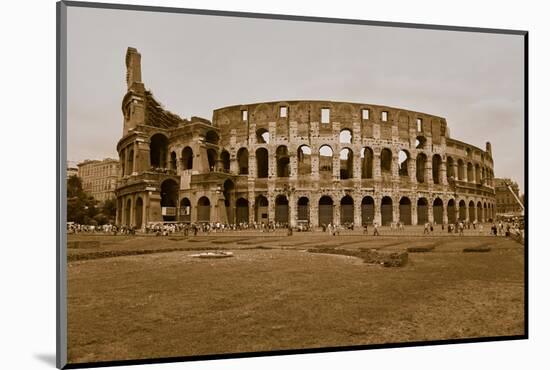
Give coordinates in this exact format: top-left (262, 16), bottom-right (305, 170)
top-left (494, 178), bottom-right (522, 215)
top-left (67, 162), bottom-right (79, 179)
top-left (77, 158), bottom-right (120, 202)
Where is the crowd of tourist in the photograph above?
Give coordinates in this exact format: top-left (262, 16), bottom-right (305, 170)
top-left (67, 218), bottom-right (523, 238)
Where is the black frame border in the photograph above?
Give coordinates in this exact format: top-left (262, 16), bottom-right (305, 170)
top-left (56, 1), bottom-right (529, 369)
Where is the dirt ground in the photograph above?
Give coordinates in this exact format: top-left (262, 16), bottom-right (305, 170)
top-left (66, 233), bottom-right (525, 364)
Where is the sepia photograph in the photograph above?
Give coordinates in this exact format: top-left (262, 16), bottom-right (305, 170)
top-left (58, 1), bottom-right (526, 368)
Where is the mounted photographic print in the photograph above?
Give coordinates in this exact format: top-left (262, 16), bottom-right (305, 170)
top-left (57, 1), bottom-right (528, 368)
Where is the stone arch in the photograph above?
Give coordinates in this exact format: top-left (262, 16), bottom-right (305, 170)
top-left (181, 146), bottom-right (193, 170)
top-left (127, 148), bottom-right (134, 174)
top-left (319, 145), bottom-right (333, 176)
top-left (237, 147), bottom-right (248, 175)
top-left (399, 196), bottom-right (412, 225)
top-left (459, 200), bottom-right (467, 221)
top-left (361, 147), bottom-right (374, 179)
top-left (256, 148), bottom-right (269, 178)
top-left (275, 194), bottom-right (289, 224)
top-left (235, 198), bottom-right (249, 224)
top-left (339, 148), bottom-right (353, 179)
top-left (150, 133), bottom-right (169, 168)
top-left (318, 195), bottom-right (334, 226)
top-left (381, 196), bottom-right (393, 226)
top-left (197, 196), bottom-right (211, 222)
top-left (160, 179), bottom-right (179, 221)
top-left (297, 145), bottom-right (312, 176)
top-left (297, 196), bottom-right (310, 222)
top-left (220, 150), bottom-right (230, 172)
top-left (206, 148), bottom-right (217, 172)
top-left (255, 195), bottom-right (269, 224)
top-left (169, 151), bottom-right (177, 171)
top-left (433, 198), bottom-right (444, 224)
top-left (223, 179), bottom-right (235, 224)
top-left (448, 199), bottom-right (457, 224)
top-left (180, 197), bottom-right (191, 223)
top-left (380, 148), bottom-right (392, 173)
top-left (340, 195), bottom-right (354, 225)
top-left (398, 150), bottom-right (410, 177)
top-left (205, 130), bottom-right (219, 145)
top-left (361, 196), bottom-right (375, 225)
top-left (416, 153), bottom-right (427, 183)
top-left (276, 145), bottom-right (290, 177)
top-left (124, 198), bottom-right (132, 226)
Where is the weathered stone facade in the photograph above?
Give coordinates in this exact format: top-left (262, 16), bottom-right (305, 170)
top-left (115, 47), bottom-right (497, 229)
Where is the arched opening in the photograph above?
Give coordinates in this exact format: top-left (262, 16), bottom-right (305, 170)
top-left (399, 197), bottom-right (412, 225)
top-left (207, 148), bottom-right (217, 172)
top-left (255, 195), bottom-right (269, 224)
top-left (475, 164), bottom-right (481, 184)
top-left (275, 195), bottom-right (289, 224)
top-left (170, 151), bottom-right (177, 171)
top-left (459, 200), bottom-right (467, 221)
top-left (297, 197), bottom-right (310, 222)
top-left (318, 195), bottom-right (334, 226)
top-left (477, 201), bottom-right (483, 222)
top-left (416, 135), bottom-right (427, 149)
top-left (340, 195), bottom-right (354, 225)
top-left (433, 198), bottom-right (443, 224)
top-left (381, 196), bottom-right (393, 226)
top-left (447, 157), bottom-right (455, 179)
top-left (432, 154), bottom-right (442, 184)
top-left (457, 159), bottom-right (465, 181)
top-left (181, 147), bottom-right (193, 170)
top-left (319, 145), bottom-right (333, 177)
top-left (448, 199), bottom-right (456, 224)
top-left (125, 198), bottom-right (131, 226)
top-left (361, 147), bottom-right (374, 179)
top-left (205, 130), bottom-right (219, 145)
top-left (297, 145), bottom-right (312, 176)
top-left (256, 128), bottom-right (270, 144)
top-left (417, 197), bottom-right (429, 224)
top-left (339, 148), bottom-right (353, 179)
top-left (197, 196), bottom-right (211, 222)
top-left (339, 129), bottom-right (352, 144)
top-left (483, 202), bottom-right (488, 222)
top-left (179, 197), bottom-right (191, 223)
top-left (236, 198), bottom-right (249, 224)
top-left (134, 197), bottom-right (143, 229)
top-left (256, 148), bottom-right (269, 178)
top-left (221, 150), bottom-right (230, 173)
top-left (223, 179), bottom-right (235, 224)
top-left (127, 149), bottom-right (134, 174)
top-left (469, 200), bottom-right (476, 221)
top-left (381, 148), bottom-right (392, 174)
top-left (398, 150), bottom-right (409, 177)
top-left (237, 148), bottom-right (249, 175)
top-left (361, 196), bottom-right (375, 225)
top-left (467, 162), bottom-right (474, 182)
top-left (160, 179), bottom-right (179, 221)
top-left (150, 133), bottom-right (169, 168)
top-left (276, 145), bottom-right (290, 177)
top-left (416, 153), bottom-right (427, 183)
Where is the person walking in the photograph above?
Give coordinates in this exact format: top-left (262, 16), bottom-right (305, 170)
top-left (373, 222), bottom-right (380, 236)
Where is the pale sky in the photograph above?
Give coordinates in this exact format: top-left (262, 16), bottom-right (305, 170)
top-left (66, 6), bottom-right (525, 191)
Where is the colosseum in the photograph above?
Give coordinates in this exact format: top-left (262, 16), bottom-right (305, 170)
top-left (115, 47), bottom-right (496, 229)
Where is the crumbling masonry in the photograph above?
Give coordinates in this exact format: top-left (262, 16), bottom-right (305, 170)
top-left (115, 47), bottom-right (496, 229)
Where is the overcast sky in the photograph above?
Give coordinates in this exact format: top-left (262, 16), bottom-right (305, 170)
top-left (67, 6), bottom-right (525, 191)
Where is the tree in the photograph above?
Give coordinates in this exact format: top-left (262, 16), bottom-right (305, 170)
top-left (66, 175), bottom-right (99, 224)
